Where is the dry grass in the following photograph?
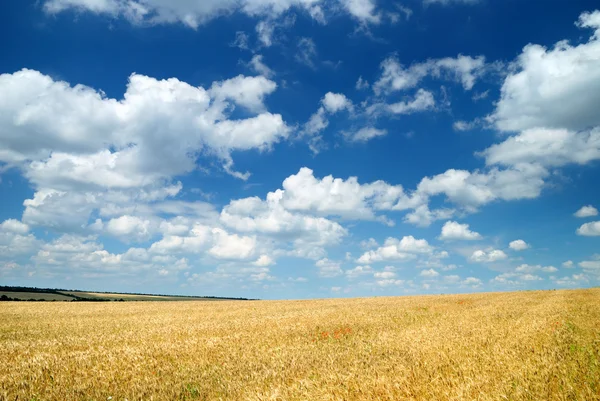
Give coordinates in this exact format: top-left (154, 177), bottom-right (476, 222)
top-left (1, 289), bottom-right (599, 400)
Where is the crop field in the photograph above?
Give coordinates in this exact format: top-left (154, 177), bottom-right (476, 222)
top-left (0, 292), bottom-right (75, 301)
top-left (57, 291), bottom-right (232, 301)
top-left (1, 289), bottom-right (599, 401)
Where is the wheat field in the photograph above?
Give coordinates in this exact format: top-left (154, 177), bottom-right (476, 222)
top-left (1, 289), bottom-right (599, 401)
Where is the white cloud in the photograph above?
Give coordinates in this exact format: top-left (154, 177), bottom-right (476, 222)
top-left (316, 258), bottom-right (343, 277)
top-left (417, 165), bottom-right (547, 209)
top-left (356, 76), bottom-right (369, 90)
top-left (357, 236), bottom-right (432, 264)
top-left (248, 55), bottom-right (275, 78)
top-left (373, 55), bottom-right (487, 95)
top-left (386, 89), bottom-right (435, 114)
top-left (420, 268), bottom-right (439, 278)
top-left (553, 274), bottom-right (589, 286)
top-left (149, 225), bottom-right (212, 255)
top-left (579, 260), bottom-right (600, 271)
top-left (256, 20), bottom-right (275, 47)
top-left (492, 12), bottom-right (600, 133)
top-left (515, 264), bottom-right (557, 273)
top-left (404, 205), bottom-right (454, 227)
top-left (302, 92), bottom-right (353, 153)
top-left (44, 0), bottom-right (386, 29)
top-left (469, 249), bottom-right (507, 263)
top-left (577, 221), bottom-right (600, 236)
top-left (482, 128), bottom-right (600, 169)
top-left (41, 0), bottom-right (309, 28)
top-left (374, 271), bottom-right (396, 279)
top-left (220, 190), bottom-right (347, 259)
top-left (462, 277), bottom-right (482, 287)
top-left (339, 0), bottom-right (381, 23)
top-left (509, 239), bottom-right (530, 251)
top-left (439, 221), bottom-right (482, 241)
top-left (344, 127), bottom-right (388, 143)
top-left (105, 215), bottom-right (153, 242)
top-left (322, 92), bottom-right (353, 113)
top-left (453, 120), bottom-right (476, 131)
top-left (208, 228), bottom-right (256, 260)
top-left (562, 260), bottom-right (574, 268)
top-left (209, 74), bottom-right (277, 112)
top-left (424, 0), bottom-right (480, 5)
top-left (253, 254), bottom-right (275, 266)
top-left (273, 167), bottom-right (406, 222)
top-left (0, 219), bottom-right (30, 235)
top-left (376, 278), bottom-right (405, 287)
top-left (345, 265), bottom-right (373, 278)
top-left (472, 90), bottom-right (489, 101)
top-left (575, 205), bottom-right (599, 218)
top-left (0, 229), bottom-right (40, 258)
top-left (491, 272), bottom-right (542, 285)
top-left (0, 69), bottom-right (289, 183)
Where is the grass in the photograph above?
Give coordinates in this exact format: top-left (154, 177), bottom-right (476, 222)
top-left (1, 289), bottom-right (599, 400)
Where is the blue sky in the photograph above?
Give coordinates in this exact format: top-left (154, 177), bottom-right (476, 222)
top-left (0, 0), bottom-right (599, 299)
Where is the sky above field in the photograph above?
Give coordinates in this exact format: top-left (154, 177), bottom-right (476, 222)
top-left (1, 0), bottom-right (599, 299)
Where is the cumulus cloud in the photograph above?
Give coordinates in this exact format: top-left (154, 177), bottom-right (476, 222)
top-left (491, 272), bottom-right (543, 285)
top-left (0, 225), bottom-right (40, 258)
top-left (469, 249), bottom-right (507, 263)
top-left (357, 236), bottom-right (432, 264)
top-left (273, 167), bottom-right (406, 222)
top-left (553, 274), bottom-right (589, 286)
top-left (579, 260), bottom-right (600, 271)
top-left (345, 265), bottom-right (373, 278)
top-left (208, 228), bottom-right (256, 260)
top-left (0, 219), bottom-right (30, 235)
top-left (0, 69), bottom-right (288, 182)
top-left (492, 11), bottom-right (600, 133)
top-left (417, 165), bottom-right (547, 210)
top-left (482, 128), bottom-right (600, 169)
top-left (515, 264), bottom-right (557, 273)
top-left (316, 258), bottom-right (343, 277)
top-left (509, 239), bottom-right (530, 251)
top-left (420, 268), bottom-right (439, 278)
top-left (462, 277), bottom-right (482, 287)
top-left (562, 260), bottom-right (574, 268)
top-left (439, 221), bottom-right (482, 241)
top-left (339, 0), bottom-right (381, 23)
top-left (253, 254), bottom-right (275, 266)
top-left (302, 92), bottom-right (354, 153)
top-left (322, 92), bottom-right (353, 113)
top-left (404, 205), bottom-right (455, 227)
top-left (577, 221), bottom-right (600, 236)
top-left (374, 270), bottom-right (396, 279)
top-left (105, 215), bottom-right (153, 242)
top-left (575, 205), bottom-right (599, 218)
top-left (220, 189), bottom-right (347, 259)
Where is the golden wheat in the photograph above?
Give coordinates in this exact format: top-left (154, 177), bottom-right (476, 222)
top-left (1, 289), bottom-right (599, 400)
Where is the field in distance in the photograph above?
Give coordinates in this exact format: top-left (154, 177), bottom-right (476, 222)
top-left (0, 286), bottom-right (249, 301)
top-left (1, 289), bottom-right (599, 400)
